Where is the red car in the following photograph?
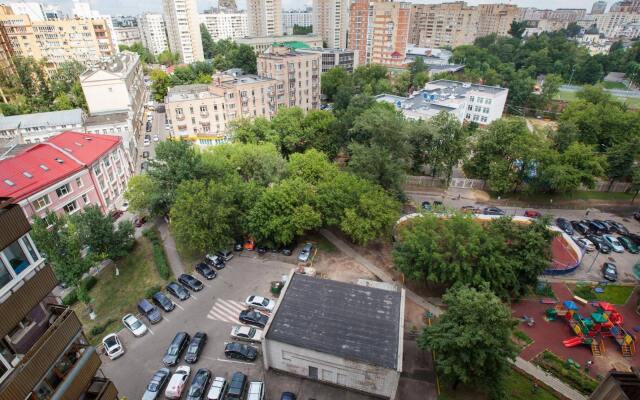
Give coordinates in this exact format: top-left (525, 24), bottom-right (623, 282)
top-left (134, 216), bottom-right (147, 227)
top-left (110, 210), bottom-right (124, 220)
top-left (524, 210), bottom-right (541, 218)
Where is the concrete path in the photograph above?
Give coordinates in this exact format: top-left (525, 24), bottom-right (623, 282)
top-left (156, 219), bottom-right (185, 276)
top-left (319, 229), bottom-right (587, 400)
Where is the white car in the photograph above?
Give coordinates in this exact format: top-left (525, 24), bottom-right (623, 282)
top-left (122, 313), bottom-right (147, 337)
top-left (575, 238), bottom-right (596, 252)
top-left (230, 325), bottom-right (263, 343)
top-left (206, 376), bottom-right (227, 400)
top-left (153, 135), bottom-right (159, 142)
top-left (144, 139), bottom-right (150, 147)
top-left (121, 201), bottom-right (129, 211)
top-left (245, 295), bottom-right (275, 312)
top-left (603, 234), bottom-right (625, 253)
top-left (246, 381), bottom-right (264, 400)
top-left (165, 365), bottom-right (191, 399)
top-left (102, 333), bottom-right (125, 360)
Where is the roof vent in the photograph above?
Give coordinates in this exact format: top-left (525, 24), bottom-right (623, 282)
top-left (84, 137), bottom-right (93, 141)
top-left (74, 141), bottom-right (83, 147)
top-left (64, 147), bottom-right (73, 152)
top-left (4, 179), bottom-right (15, 187)
top-left (23, 171), bottom-right (33, 178)
top-left (54, 158), bottom-right (64, 164)
top-left (40, 164), bottom-right (49, 171)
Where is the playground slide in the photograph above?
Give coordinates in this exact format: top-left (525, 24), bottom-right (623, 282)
top-left (563, 337), bottom-right (583, 347)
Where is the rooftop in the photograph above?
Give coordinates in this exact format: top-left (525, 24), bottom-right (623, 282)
top-left (85, 112), bottom-right (130, 126)
top-left (166, 84), bottom-right (217, 102)
top-left (0, 109), bottom-right (84, 131)
top-left (0, 132), bottom-right (121, 201)
top-left (298, 47), bottom-right (355, 54)
top-left (81, 51), bottom-right (140, 79)
top-left (266, 274), bottom-right (403, 370)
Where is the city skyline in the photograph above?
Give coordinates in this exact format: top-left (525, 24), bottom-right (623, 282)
top-left (36, 0), bottom-right (612, 17)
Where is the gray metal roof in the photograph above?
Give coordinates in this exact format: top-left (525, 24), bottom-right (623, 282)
top-left (266, 274), bottom-right (402, 369)
top-left (85, 112), bottom-right (129, 126)
top-left (0, 109), bottom-right (84, 131)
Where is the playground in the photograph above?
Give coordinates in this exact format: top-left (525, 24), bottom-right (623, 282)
top-left (512, 282), bottom-right (640, 380)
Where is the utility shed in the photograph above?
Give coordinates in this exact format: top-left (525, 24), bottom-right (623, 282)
top-left (262, 273), bottom-right (405, 399)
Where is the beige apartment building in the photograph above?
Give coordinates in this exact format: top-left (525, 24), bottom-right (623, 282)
top-left (247, 0), bottom-right (282, 36)
top-left (258, 45), bottom-right (321, 111)
top-left (163, 0), bottom-right (204, 63)
top-left (409, 2), bottom-right (479, 48)
top-left (476, 3), bottom-right (520, 38)
top-left (312, 0), bottom-right (348, 48)
top-left (0, 7), bottom-right (115, 71)
top-left (348, 0), bottom-right (410, 66)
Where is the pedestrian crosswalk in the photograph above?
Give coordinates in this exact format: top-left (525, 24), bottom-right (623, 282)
top-left (207, 298), bottom-right (246, 324)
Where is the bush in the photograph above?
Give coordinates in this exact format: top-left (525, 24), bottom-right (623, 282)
top-left (81, 276), bottom-right (97, 292)
top-left (573, 284), bottom-right (596, 301)
top-left (90, 318), bottom-right (116, 337)
top-left (514, 330), bottom-right (533, 345)
top-left (144, 284), bottom-right (162, 299)
top-left (144, 228), bottom-right (171, 279)
top-left (535, 351), bottom-right (599, 394)
top-left (62, 289), bottom-right (78, 306)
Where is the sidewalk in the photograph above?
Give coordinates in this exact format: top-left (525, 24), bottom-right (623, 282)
top-left (156, 219), bottom-right (185, 276)
top-left (319, 229), bottom-right (587, 400)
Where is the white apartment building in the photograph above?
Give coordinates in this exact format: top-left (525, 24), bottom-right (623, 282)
top-left (199, 12), bottom-right (248, 40)
top-left (247, 0), bottom-right (282, 36)
top-left (114, 26), bottom-right (141, 47)
top-left (312, 0), bottom-right (348, 48)
top-left (282, 9), bottom-right (313, 34)
top-left (589, 12), bottom-right (640, 37)
top-left (138, 13), bottom-right (169, 56)
top-left (71, 0), bottom-right (118, 50)
top-left (0, 109), bottom-right (85, 145)
top-left (163, 0), bottom-right (204, 63)
top-left (5, 2), bottom-right (45, 21)
top-left (376, 80), bottom-right (508, 125)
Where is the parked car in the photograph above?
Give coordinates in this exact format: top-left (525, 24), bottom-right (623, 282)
top-left (122, 313), bottom-right (147, 337)
top-left (137, 298), bottom-right (162, 324)
top-left (524, 210), bottom-right (541, 218)
top-left (574, 238), bottom-right (596, 252)
top-left (280, 392), bottom-right (296, 400)
top-left (587, 220), bottom-right (607, 235)
top-left (153, 135), bottom-right (159, 142)
top-left (166, 282), bottom-right (190, 300)
top-left (618, 236), bottom-right (639, 254)
top-left (245, 295), bottom-right (275, 312)
top-left (234, 240), bottom-right (244, 251)
top-left (165, 366), bottom-right (191, 399)
top-left (571, 220), bottom-right (590, 236)
top-left (204, 254), bottom-right (225, 269)
top-left (142, 151), bottom-right (150, 158)
top-left (224, 342), bottom-right (258, 361)
top-left (246, 381), bottom-right (265, 400)
top-left (625, 233), bottom-right (640, 246)
top-left (207, 376), bottom-right (227, 400)
top-left (185, 331), bottom-right (207, 364)
top-left (239, 309), bottom-right (269, 328)
top-left (142, 368), bottom-right (171, 400)
top-left (135, 216), bottom-right (147, 227)
top-left (195, 262), bottom-right (217, 280)
top-left (146, 124), bottom-right (152, 133)
top-left (586, 235), bottom-right (612, 254)
top-left (598, 220), bottom-right (615, 233)
top-left (256, 246), bottom-right (267, 255)
top-left (281, 242), bottom-right (295, 256)
top-left (226, 372), bottom-right (247, 399)
top-left (297, 242), bottom-right (313, 263)
top-left (230, 325), bottom-right (263, 343)
top-left (603, 234), bottom-right (625, 253)
top-left (556, 218), bottom-right (574, 235)
top-left (144, 139), bottom-right (151, 146)
top-left (421, 201), bottom-right (431, 210)
top-left (243, 239), bottom-right (256, 251)
top-left (178, 274), bottom-right (204, 291)
top-left (102, 333), bottom-right (125, 360)
top-left (186, 368), bottom-right (211, 400)
top-left (162, 332), bottom-right (190, 366)
top-left (601, 262), bottom-right (618, 282)
top-left (482, 207), bottom-right (505, 215)
top-left (605, 220), bottom-right (629, 235)
top-left (634, 211), bottom-right (640, 222)
top-left (216, 249), bottom-right (234, 261)
top-left (152, 291), bottom-right (176, 312)
top-left (110, 210), bottom-right (124, 220)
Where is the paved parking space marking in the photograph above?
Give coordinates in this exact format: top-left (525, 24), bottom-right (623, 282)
top-left (207, 299), bottom-right (246, 324)
top-left (216, 358), bottom-right (256, 365)
top-left (147, 327), bottom-right (155, 335)
top-left (163, 316), bottom-right (171, 322)
top-left (191, 294), bottom-right (199, 300)
top-left (174, 303), bottom-right (185, 311)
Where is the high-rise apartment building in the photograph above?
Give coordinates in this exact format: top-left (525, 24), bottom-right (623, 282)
top-left (219, 0), bottom-right (238, 12)
top-left (476, 3), bottom-right (520, 38)
top-left (5, 2), bottom-right (45, 21)
top-left (71, 0), bottom-right (118, 50)
top-left (591, 1), bottom-right (608, 14)
top-left (282, 9), bottom-right (313, 34)
top-left (258, 45), bottom-right (321, 110)
top-left (200, 12), bottom-right (248, 40)
top-left (0, 198), bottom-right (119, 400)
top-left (409, 2), bottom-right (479, 48)
top-left (138, 13), bottom-right (169, 56)
top-left (312, 0), bottom-right (348, 48)
top-left (348, 0), bottom-right (410, 66)
top-left (590, 12), bottom-right (640, 37)
top-left (247, 0), bottom-right (282, 36)
top-left (163, 0), bottom-right (204, 63)
top-left (610, 1), bottom-right (640, 12)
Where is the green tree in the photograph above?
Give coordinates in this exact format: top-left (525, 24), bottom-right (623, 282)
top-left (348, 143), bottom-right (406, 199)
top-left (302, 110), bottom-right (341, 158)
top-left (231, 44), bottom-right (257, 74)
top-left (606, 138), bottom-right (640, 189)
top-left (73, 205), bottom-right (134, 260)
top-left (631, 168), bottom-right (640, 203)
top-left (418, 285), bottom-right (518, 399)
top-left (158, 49), bottom-right (180, 66)
top-left (427, 112), bottom-right (468, 184)
top-left (508, 20), bottom-right (527, 39)
top-left (150, 69), bottom-right (170, 102)
top-left (200, 24), bottom-right (215, 59)
top-left (203, 142), bottom-right (286, 186)
top-left (119, 42), bottom-right (155, 63)
top-left (340, 186), bottom-right (401, 245)
top-left (287, 149), bottom-right (339, 184)
top-left (124, 174), bottom-right (165, 216)
top-left (321, 67), bottom-right (352, 101)
top-left (292, 24), bottom-right (312, 35)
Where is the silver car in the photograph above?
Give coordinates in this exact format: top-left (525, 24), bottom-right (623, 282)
top-left (297, 243), bottom-right (313, 263)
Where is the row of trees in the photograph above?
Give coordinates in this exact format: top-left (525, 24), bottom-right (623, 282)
top-left (119, 42), bottom-right (180, 66)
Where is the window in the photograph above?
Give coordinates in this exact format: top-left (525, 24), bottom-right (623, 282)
top-left (76, 177), bottom-right (83, 188)
top-left (469, 96), bottom-right (475, 102)
top-left (33, 194), bottom-right (51, 210)
top-left (55, 183), bottom-right (71, 198)
top-left (2, 241), bottom-right (29, 275)
top-left (481, 116), bottom-right (488, 123)
top-left (63, 200), bottom-right (78, 214)
top-left (467, 105), bottom-right (472, 111)
top-left (200, 105), bottom-right (207, 112)
top-left (94, 164), bottom-right (101, 176)
top-left (0, 258), bottom-right (12, 290)
top-left (176, 108), bottom-right (183, 115)
top-left (483, 107), bottom-right (490, 114)
top-left (82, 193), bottom-right (89, 204)
top-left (22, 237), bottom-right (38, 263)
top-left (485, 98), bottom-right (492, 105)
top-left (473, 114), bottom-right (480, 121)
top-left (476, 97), bottom-right (484, 103)
top-left (474, 106), bottom-right (481, 112)
top-left (103, 157), bottom-right (111, 167)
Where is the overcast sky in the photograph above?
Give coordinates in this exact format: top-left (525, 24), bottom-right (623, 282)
top-left (39, 0), bottom-right (607, 16)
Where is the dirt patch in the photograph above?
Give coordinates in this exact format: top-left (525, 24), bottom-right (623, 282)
top-left (405, 297), bottom-right (427, 332)
top-left (471, 189), bottom-right (491, 202)
top-left (312, 250), bottom-right (378, 284)
top-left (527, 117), bottom-right (558, 131)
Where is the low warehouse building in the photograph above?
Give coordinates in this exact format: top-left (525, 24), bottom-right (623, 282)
top-left (262, 273), bottom-right (405, 399)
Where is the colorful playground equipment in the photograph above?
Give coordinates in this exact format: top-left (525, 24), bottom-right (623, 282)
top-left (546, 300), bottom-right (636, 358)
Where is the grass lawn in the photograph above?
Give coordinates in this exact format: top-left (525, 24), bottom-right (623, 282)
top-left (601, 81), bottom-right (628, 90)
top-left (533, 351), bottom-right (599, 395)
top-left (513, 330), bottom-right (534, 350)
top-left (500, 190), bottom-right (634, 204)
top-left (572, 283), bottom-right (635, 305)
top-left (555, 90), bottom-right (640, 108)
top-left (72, 237), bottom-right (169, 344)
top-left (438, 367), bottom-right (558, 399)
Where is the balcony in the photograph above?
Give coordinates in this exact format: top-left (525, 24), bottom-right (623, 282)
top-left (83, 378), bottom-right (118, 400)
top-left (200, 111), bottom-right (209, 118)
top-left (175, 114), bottom-right (185, 121)
top-left (0, 306), bottom-right (84, 400)
top-left (0, 203), bottom-right (30, 250)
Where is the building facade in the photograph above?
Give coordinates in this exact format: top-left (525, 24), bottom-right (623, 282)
top-left (298, 48), bottom-right (358, 72)
top-left (282, 9), bottom-right (313, 34)
top-left (237, 34), bottom-right (323, 53)
top-left (589, 12), bottom-right (640, 37)
top-left (199, 12), bottom-right (248, 41)
top-left (476, 3), bottom-right (520, 38)
top-left (163, 0), bottom-right (204, 63)
top-left (0, 199), bottom-right (119, 400)
top-left (138, 13), bottom-right (169, 56)
top-left (5, 2), bottom-right (45, 21)
top-left (114, 26), bottom-right (141, 47)
top-left (0, 109), bottom-right (85, 145)
top-left (409, 2), bottom-right (479, 49)
top-left (312, 0), bottom-right (348, 48)
top-left (0, 132), bottom-right (133, 220)
top-left (591, 1), bottom-right (608, 14)
top-left (258, 45), bottom-right (321, 111)
top-left (247, 0), bottom-right (282, 37)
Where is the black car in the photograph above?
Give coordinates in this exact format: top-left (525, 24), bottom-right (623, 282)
top-left (204, 254), bottom-right (225, 270)
top-left (184, 331), bottom-right (207, 364)
top-left (483, 207), bottom-right (505, 215)
top-left (137, 299), bottom-right (162, 324)
top-left (601, 262), bottom-right (618, 282)
top-left (555, 218), bottom-right (574, 235)
top-left (281, 242), bottom-right (295, 256)
top-left (605, 220), bottom-right (629, 235)
top-left (224, 342), bottom-right (258, 362)
top-left (186, 368), bottom-right (211, 400)
top-left (257, 246), bottom-right (267, 255)
top-left (239, 309), bottom-right (269, 328)
top-left (216, 249), bottom-right (234, 261)
top-left (227, 372), bottom-right (247, 399)
top-left (421, 201), bottom-right (431, 210)
top-left (625, 233), bottom-right (640, 246)
top-left (166, 281), bottom-right (190, 301)
top-left (586, 235), bottom-right (612, 254)
top-left (234, 240), bottom-right (243, 251)
top-left (571, 220), bottom-right (590, 236)
top-left (587, 220), bottom-right (607, 235)
top-left (162, 331), bottom-right (190, 366)
top-left (142, 368), bottom-right (171, 400)
top-left (281, 393), bottom-right (297, 400)
top-left (195, 263), bottom-right (217, 280)
top-left (178, 274), bottom-right (204, 291)
top-left (152, 291), bottom-right (175, 312)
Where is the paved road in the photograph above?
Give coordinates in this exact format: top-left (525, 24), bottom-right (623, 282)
top-left (157, 219), bottom-right (186, 276)
top-left (136, 107), bottom-right (170, 173)
top-left (560, 84), bottom-right (640, 98)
